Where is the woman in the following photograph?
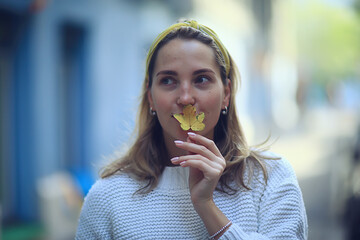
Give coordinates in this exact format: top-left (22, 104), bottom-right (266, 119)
top-left (76, 20), bottom-right (308, 239)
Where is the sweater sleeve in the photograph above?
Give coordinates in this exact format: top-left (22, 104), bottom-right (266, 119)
top-left (220, 158), bottom-right (308, 240)
top-left (75, 179), bottom-right (113, 240)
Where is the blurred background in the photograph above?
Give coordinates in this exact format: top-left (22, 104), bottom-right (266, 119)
top-left (1, 0), bottom-right (360, 239)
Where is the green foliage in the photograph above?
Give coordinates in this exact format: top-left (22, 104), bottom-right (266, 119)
top-left (296, 0), bottom-right (360, 84)
top-left (354, 0), bottom-right (360, 15)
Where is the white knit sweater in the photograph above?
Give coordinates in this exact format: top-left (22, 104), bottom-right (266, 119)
top-left (76, 156), bottom-right (308, 239)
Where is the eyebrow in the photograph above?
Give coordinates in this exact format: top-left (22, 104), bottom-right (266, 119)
top-left (155, 68), bottom-right (215, 77)
top-left (156, 70), bottom-right (177, 77)
top-left (193, 68), bottom-right (215, 75)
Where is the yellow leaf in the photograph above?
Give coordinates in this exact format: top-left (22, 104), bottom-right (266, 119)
top-left (173, 105), bottom-right (205, 131)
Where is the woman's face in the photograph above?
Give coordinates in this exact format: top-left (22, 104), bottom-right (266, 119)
top-left (148, 38), bottom-right (230, 148)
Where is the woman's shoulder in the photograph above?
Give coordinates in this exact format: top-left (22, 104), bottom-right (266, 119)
top-left (84, 173), bottom-right (140, 202)
top-left (261, 151), bottom-right (297, 178)
top-left (258, 151), bottom-right (302, 193)
top-left (246, 150), bottom-right (295, 177)
top-left (244, 151), bottom-right (299, 190)
top-left (76, 173), bottom-right (141, 237)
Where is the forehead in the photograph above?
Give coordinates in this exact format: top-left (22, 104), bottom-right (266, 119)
top-left (154, 39), bottom-right (219, 73)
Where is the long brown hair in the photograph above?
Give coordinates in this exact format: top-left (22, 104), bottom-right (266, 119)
top-left (101, 20), bottom-right (273, 194)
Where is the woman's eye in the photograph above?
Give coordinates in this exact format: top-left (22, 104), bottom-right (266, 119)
top-left (160, 78), bottom-right (175, 85)
top-left (195, 76), bottom-right (210, 84)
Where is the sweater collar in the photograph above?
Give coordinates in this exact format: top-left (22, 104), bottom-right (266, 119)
top-left (157, 166), bottom-right (189, 190)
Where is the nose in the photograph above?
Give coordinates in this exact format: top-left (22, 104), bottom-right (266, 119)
top-left (177, 82), bottom-right (195, 106)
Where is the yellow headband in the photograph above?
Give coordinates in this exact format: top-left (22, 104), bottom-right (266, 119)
top-left (145, 20), bottom-right (230, 83)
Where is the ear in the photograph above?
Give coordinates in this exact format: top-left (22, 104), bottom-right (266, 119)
top-left (147, 89), bottom-right (155, 110)
top-left (223, 79), bottom-right (231, 108)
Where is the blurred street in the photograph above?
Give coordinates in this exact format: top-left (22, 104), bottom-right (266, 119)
top-left (271, 108), bottom-right (358, 240)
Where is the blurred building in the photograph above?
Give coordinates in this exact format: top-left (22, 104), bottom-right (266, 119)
top-left (0, 0), bottom-right (192, 238)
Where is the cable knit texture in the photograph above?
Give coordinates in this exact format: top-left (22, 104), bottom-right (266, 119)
top-left (76, 154), bottom-right (308, 239)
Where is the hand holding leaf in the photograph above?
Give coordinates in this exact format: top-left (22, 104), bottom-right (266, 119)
top-left (173, 105), bottom-right (205, 131)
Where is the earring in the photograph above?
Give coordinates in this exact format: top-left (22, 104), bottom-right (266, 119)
top-left (221, 106), bottom-right (228, 115)
top-left (149, 107), bottom-right (156, 116)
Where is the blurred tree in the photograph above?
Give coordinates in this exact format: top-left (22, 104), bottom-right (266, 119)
top-left (296, 0), bottom-right (360, 85)
top-left (354, 0), bottom-right (360, 15)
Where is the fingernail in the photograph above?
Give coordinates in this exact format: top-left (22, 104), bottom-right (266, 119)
top-left (171, 157), bottom-right (179, 162)
top-left (180, 161), bottom-right (186, 166)
top-left (187, 132), bottom-right (196, 137)
top-left (174, 140), bottom-right (184, 145)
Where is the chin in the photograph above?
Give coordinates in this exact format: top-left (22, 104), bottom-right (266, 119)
top-left (176, 129), bottom-right (189, 141)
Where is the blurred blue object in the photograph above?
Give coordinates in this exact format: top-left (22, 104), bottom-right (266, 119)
top-left (71, 168), bottom-right (95, 197)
